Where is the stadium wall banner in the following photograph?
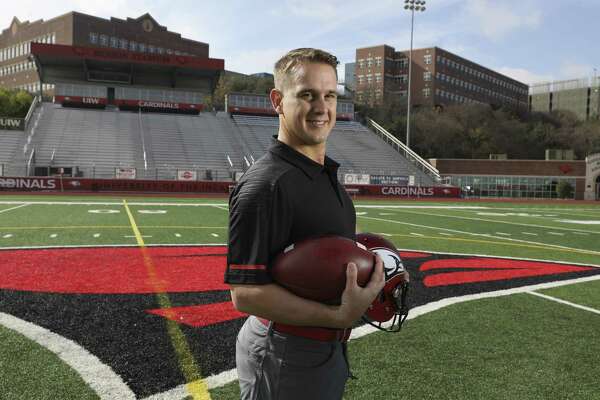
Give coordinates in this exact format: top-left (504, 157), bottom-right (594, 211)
top-left (117, 99), bottom-right (203, 111)
top-left (343, 173), bottom-right (371, 185)
top-left (345, 184), bottom-right (460, 198)
top-left (54, 96), bottom-right (108, 106)
top-left (177, 170), bottom-right (197, 181)
top-left (0, 177), bottom-right (459, 197)
top-left (31, 43), bottom-right (225, 71)
top-left (370, 174), bottom-right (409, 185)
top-left (0, 177), bottom-right (233, 193)
top-left (0, 117), bottom-right (25, 131)
top-left (115, 168), bottom-right (137, 180)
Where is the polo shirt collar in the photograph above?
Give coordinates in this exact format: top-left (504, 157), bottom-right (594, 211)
top-left (268, 137), bottom-right (339, 179)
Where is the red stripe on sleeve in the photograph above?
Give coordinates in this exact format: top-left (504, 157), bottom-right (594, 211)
top-left (229, 264), bottom-right (267, 271)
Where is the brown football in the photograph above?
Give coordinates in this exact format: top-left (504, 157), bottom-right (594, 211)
top-left (271, 236), bottom-right (376, 303)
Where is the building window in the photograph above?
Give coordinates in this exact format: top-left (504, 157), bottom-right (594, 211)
top-left (110, 37), bottom-right (118, 48)
top-left (375, 57), bottom-right (382, 67)
top-left (148, 45), bottom-right (155, 54)
top-left (129, 41), bottom-right (137, 52)
top-left (89, 33), bottom-right (98, 44)
top-left (139, 43), bottom-right (146, 52)
top-left (120, 39), bottom-right (128, 50)
top-left (99, 34), bottom-right (108, 47)
top-left (398, 59), bottom-right (408, 68)
top-left (157, 47), bottom-right (164, 54)
top-left (423, 71), bottom-right (432, 81)
top-left (423, 88), bottom-right (431, 97)
top-left (424, 54), bottom-right (432, 64)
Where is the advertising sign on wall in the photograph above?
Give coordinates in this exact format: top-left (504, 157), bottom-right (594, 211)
top-left (343, 174), bottom-right (370, 185)
top-left (115, 167), bottom-right (137, 179)
top-left (177, 170), bottom-right (197, 181)
top-left (370, 175), bottom-right (409, 185)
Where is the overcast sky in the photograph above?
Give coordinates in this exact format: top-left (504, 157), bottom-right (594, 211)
top-left (2, 0), bottom-right (598, 85)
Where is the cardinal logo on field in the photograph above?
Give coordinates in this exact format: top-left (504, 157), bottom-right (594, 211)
top-left (371, 247), bottom-right (405, 279)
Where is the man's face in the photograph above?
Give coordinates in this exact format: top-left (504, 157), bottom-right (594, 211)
top-left (276, 62), bottom-right (338, 146)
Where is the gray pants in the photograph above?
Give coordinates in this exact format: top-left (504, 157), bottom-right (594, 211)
top-left (236, 316), bottom-right (350, 400)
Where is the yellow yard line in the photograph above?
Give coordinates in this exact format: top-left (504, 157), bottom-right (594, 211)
top-left (123, 200), bottom-right (211, 400)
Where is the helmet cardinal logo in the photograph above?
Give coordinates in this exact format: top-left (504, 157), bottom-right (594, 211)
top-left (371, 247), bottom-right (405, 279)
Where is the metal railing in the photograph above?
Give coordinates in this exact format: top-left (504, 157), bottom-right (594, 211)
top-left (24, 96), bottom-right (40, 130)
top-left (366, 118), bottom-right (441, 182)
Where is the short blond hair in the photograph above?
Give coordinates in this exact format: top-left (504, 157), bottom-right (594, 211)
top-left (274, 48), bottom-right (338, 90)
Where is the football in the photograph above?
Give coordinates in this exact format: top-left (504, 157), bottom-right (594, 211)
top-left (271, 236), bottom-right (376, 303)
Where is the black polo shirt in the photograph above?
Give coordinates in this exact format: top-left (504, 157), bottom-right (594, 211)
top-left (225, 138), bottom-right (356, 285)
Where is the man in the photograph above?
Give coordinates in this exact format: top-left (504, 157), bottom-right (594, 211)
top-left (225, 48), bottom-right (385, 400)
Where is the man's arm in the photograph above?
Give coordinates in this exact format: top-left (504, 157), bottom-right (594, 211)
top-left (230, 256), bottom-right (385, 329)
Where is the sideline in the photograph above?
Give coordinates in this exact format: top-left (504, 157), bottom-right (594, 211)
top-left (0, 312), bottom-right (135, 400)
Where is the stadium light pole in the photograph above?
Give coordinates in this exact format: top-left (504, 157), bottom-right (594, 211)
top-left (404, 0), bottom-right (426, 149)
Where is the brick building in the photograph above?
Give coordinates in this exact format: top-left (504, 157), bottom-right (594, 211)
top-left (354, 45), bottom-right (528, 110)
top-left (0, 12), bottom-right (211, 94)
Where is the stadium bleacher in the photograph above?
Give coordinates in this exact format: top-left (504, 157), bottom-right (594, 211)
top-left (0, 102), bottom-right (437, 185)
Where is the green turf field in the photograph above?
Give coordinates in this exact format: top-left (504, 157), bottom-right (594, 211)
top-left (0, 194), bottom-right (599, 400)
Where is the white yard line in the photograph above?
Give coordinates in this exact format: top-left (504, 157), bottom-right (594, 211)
top-left (527, 291), bottom-right (600, 315)
top-left (357, 215), bottom-right (600, 257)
top-left (522, 232), bottom-right (538, 236)
top-left (355, 205), bottom-right (487, 209)
top-left (548, 232), bottom-right (565, 236)
top-left (496, 232), bottom-right (511, 236)
top-left (0, 203), bottom-right (29, 214)
top-left (383, 208), bottom-right (598, 235)
top-left (0, 312), bottom-right (135, 399)
top-left (211, 205), bottom-right (229, 212)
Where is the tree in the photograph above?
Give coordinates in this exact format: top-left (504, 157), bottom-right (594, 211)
top-left (556, 181), bottom-right (574, 199)
top-left (211, 72), bottom-right (274, 110)
top-left (0, 88), bottom-right (33, 118)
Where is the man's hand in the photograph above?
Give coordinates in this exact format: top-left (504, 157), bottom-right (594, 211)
top-left (334, 255), bottom-right (386, 328)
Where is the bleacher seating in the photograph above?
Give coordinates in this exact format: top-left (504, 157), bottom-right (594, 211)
top-left (2, 102), bottom-right (436, 185)
top-left (231, 115), bottom-right (436, 185)
top-left (0, 130), bottom-right (23, 171)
